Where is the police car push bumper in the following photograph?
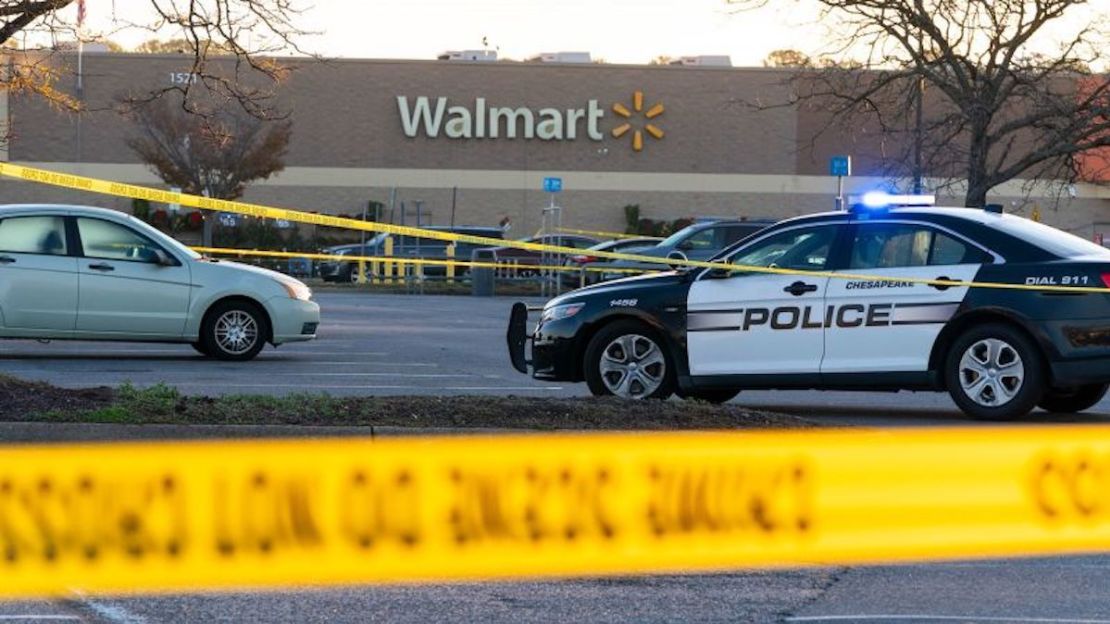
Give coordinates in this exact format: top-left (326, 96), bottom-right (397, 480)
top-left (507, 202), bottom-right (1110, 420)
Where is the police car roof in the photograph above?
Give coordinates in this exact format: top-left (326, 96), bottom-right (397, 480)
top-left (778, 206), bottom-right (1005, 227)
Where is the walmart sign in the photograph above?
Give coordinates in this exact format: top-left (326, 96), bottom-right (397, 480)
top-left (397, 96), bottom-right (606, 142)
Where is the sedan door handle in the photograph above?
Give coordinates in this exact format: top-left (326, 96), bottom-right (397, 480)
top-left (88, 262), bottom-right (115, 272)
top-left (0, 256), bottom-right (14, 265)
top-left (931, 275), bottom-right (952, 291)
top-left (783, 280), bottom-right (819, 296)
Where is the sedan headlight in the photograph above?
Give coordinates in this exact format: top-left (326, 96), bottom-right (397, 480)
top-left (279, 279), bottom-right (313, 301)
top-left (541, 302), bottom-right (584, 323)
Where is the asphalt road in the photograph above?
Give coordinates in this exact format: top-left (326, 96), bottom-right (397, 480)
top-left (3, 291), bottom-right (1110, 427)
top-left (4, 292), bottom-right (1110, 623)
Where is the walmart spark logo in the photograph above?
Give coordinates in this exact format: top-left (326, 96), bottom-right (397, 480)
top-left (611, 91), bottom-right (664, 152)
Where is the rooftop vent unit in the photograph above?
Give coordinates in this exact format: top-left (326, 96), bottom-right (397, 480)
top-left (437, 50), bottom-right (498, 62)
top-left (528, 51), bottom-right (592, 64)
top-left (669, 55), bottom-right (732, 67)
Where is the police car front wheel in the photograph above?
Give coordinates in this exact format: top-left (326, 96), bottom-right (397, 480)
top-left (944, 323), bottom-right (1045, 420)
top-left (585, 320), bottom-right (675, 400)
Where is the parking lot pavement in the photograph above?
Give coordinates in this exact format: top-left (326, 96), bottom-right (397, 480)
top-left (3, 291), bottom-right (1110, 426)
top-left (0, 292), bottom-right (586, 397)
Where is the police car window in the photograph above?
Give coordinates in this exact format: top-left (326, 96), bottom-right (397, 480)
top-left (850, 225), bottom-right (931, 269)
top-left (930, 232), bottom-right (990, 265)
top-left (729, 226), bottom-right (834, 270)
top-left (851, 224), bottom-right (988, 269)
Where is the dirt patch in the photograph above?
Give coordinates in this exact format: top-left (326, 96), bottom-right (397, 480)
top-left (0, 375), bottom-right (114, 418)
top-left (170, 394), bottom-right (810, 429)
top-left (0, 376), bottom-right (810, 430)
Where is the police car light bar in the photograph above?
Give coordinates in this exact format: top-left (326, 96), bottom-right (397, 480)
top-left (856, 192), bottom-right (936, 210)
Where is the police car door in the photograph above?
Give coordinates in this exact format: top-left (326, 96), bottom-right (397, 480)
top-left (821, 221), bottom-right (992, 374)
top-left (687, 224), bottom-right (839, 376)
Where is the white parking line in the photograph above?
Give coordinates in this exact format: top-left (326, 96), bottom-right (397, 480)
top-left (70, 592), bottom-right (145, 624)
top-left (0, 612), bottom-right (82, 617)
top-left (0, 350), bottom-right (390, 357)
top-left (121, 383), bottom-right (566, 391)
top-left (787, 616), bottom-right (1110, 623)
top-left (34, 373), bottom-right (477, 379)
top-left (917, 562), bottom-right (1110, 569)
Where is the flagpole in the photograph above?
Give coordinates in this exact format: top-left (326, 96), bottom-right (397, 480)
top-left (75, 0), bottom-right (85, 168)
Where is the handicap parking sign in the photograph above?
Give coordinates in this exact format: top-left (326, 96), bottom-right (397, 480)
top-left (543, 177), bottom-right (563, 193)
top-left (829, 155), bottom-right (851, 177)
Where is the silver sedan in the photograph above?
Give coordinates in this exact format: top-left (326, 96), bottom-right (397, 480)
top-left (0, 204), bottom-right (320, 361)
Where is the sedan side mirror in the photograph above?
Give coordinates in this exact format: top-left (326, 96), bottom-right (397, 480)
top-left (153, 250), bottom-right (175, 266)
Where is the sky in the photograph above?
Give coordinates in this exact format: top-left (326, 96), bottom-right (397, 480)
top-left (74, 0), bottom-right (1106, 69)
top-left (80, 0), bottom-right (830, 66)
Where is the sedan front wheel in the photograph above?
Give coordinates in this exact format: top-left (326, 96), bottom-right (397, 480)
top-left (201, 301), bottom-right (268, 361)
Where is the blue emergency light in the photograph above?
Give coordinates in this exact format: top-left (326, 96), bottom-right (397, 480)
top-left (854, 192), bottom-right (936, 211)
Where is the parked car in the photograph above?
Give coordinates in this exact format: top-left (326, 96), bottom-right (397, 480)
top-left (477, 234), bottom-right (600, 276)
top-left (0, 204), bottom-right (319, 361)
top-left (509, 199), bottom-right (1110, 419)
top-left (560, 236), bottom-right (662, 287)
top-left (319, 226), bottom-right (505, 282)
top-left (601, 219), bottom-right (774, 276)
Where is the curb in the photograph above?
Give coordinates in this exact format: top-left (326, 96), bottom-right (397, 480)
top-left (0, 422), bottom-right (522, 444)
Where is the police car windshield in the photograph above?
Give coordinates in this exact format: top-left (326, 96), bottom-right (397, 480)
top-left (992, 216), bottom-right (1110, 258)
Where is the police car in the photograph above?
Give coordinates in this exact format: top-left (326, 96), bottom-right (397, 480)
top-left (507, 194), bottom-right (1110, 420)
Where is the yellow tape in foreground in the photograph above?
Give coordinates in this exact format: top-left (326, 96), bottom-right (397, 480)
top-left (2, 162), bottom-right (1109, 293)
top-left (3, 426), bottom-right (1110, 598)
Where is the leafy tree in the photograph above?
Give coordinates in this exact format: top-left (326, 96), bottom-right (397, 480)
top-left (126, 96), bottom-right (291, 244)
top-left (732, 0), bottom-right (1110, 207)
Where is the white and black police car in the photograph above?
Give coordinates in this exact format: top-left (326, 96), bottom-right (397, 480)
top-left (508, 194), bottom-right (1110, 420)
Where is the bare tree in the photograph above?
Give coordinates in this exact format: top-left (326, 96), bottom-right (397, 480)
top-left (0, 0), bottom-right (311, 116)
top-left (731, 0), bottom-right (1110, 207)
top-left (126, 95), bottom-right (291, 243)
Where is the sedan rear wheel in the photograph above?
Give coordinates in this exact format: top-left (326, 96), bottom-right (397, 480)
top-left (201, 301), bottom-right (268, 361)
top-left (585, 320), bottom-right (675, 400)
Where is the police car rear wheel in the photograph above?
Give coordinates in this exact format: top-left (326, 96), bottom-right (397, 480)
top-left (1038, 383), bottom-right (1109, 414)
top-left (585, 321), bottom-right (675, 400)
top-left (945, 323), bottom-right (1044, 420)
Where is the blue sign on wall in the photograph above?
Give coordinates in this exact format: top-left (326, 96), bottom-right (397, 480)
top-left (829, 155), bottom-right (852, 177)
top-left (543, 177), bottom-right (563, 193)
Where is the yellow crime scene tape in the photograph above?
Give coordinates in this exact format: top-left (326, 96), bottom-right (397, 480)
top-left (2, 162), bottom-right (1108, 294)
top-left (190, 247), bottom-right (653, 276)
top-left (2, 426), bottom-right (1110, 597)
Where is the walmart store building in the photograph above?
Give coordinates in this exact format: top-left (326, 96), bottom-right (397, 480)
top-left (3, 53), bottom-right (1108, 238)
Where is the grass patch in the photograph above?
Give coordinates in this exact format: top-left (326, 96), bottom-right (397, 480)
top-left (2, 374), bottom-right (810, 430)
